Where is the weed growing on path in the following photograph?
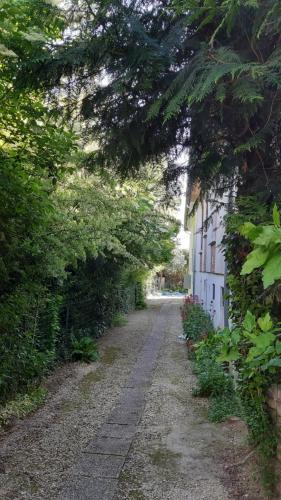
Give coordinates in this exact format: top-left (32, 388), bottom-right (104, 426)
top-left (102, 346), bottom-right (122, 365)
top-left (112, 313), bottom-right (128, 327)
top-left (0, 387), bottom-right (48, 429)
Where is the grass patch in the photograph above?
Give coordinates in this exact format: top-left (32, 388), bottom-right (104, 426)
top-left (101, 346), bottom-right (122, 365)
top-left (149, 446), bottom-right (182, 468)
top-left (0, 387), bottom-right (48, 428)
top-left (119, 471), bottom-right (146, 500)
top-left (61, 399), bottom-right (81, 414)
top-left (78, 368), bottom-right (105, 396)
top-left (129, 490), bottom-right (146, 500)
top-left (111, 313), bottom-right (128, 327)
top-left (170, 376), bottom-right (182, 386)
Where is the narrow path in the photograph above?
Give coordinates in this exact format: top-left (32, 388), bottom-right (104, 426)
top-left (0, 299), bottom-right (261, 499)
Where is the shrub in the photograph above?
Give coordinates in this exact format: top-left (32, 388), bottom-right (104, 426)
top-left (208, 394), bottom-right (242, 423)
top-left (182, 298), bottom-right (214, 341)
top-left (111, 313), bottom-right (128, 327)
top-left (182, 303), bottom-right (239, 424)
top-left (193, 357), bottom-right (233, 398)
top-left (70, 336), bottom-right (99, 363)
top-left (0, 387), bottom-right (48, 428)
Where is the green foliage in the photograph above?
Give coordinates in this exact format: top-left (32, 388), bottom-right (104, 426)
top-left (187, 301), bottom-right (278, 492)
top-left (0, 1), bottom-right (178, 404)
top-left (216, 309), bottom-right (279, 492)
top-left (193, 330), bottom-right (234, 398)
top-left (223, 203), bottom-right (281, 494)
top-left (188, 314), bottom-right (240, 423)
top-left (0, 387), bottom-right (48, 428)
top-left (242, 395), bottom-right (277, 493)
top-left (182, 302), bottom-right (214, 341)
top-left (31, 0), bottom-right (281, 204)
top-left (241, 205), bottom-right (281, 288)
top-left (193, 357), bottom-right (233, 398)
top-left (0, 168), bottom-right (177, 401)
top-left (135, 282), bottom-right (147, 310)
top-left (111, 313), bottom-right (128, 327)
top-left (70, 337), bottom-right (99, 363)
top-left (208, 395), bottom-right (242, 423)
top-left (218, 310), bottom-right (281, 382)
top-left (223, 196), bottom-right (279, 325)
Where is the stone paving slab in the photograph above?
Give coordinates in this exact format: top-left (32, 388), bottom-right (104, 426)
top-left (99, 423), bottom-right (136, 439)
top-left (84, 435), bottom-right (132, 456)
top-left (73, 453), bottom-right (125, 478)
top-left (107, 406), bottom-right (142, 425)
top-left (117, 392), bottom-right (145, 406)
top-left (57, 304), bottom-right (167, 500)
top-left (119, 387), bottom-right (145, 400)
top-left (127, 372), bottom-right (152, 387)
top-left (58, 477), bottom-right (117, 500)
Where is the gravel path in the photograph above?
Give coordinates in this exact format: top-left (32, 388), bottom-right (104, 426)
top-left (0, 298), bottom-right (265, 500)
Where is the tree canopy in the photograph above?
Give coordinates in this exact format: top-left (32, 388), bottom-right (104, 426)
top-left (24, 0), bottom-right (281, 200)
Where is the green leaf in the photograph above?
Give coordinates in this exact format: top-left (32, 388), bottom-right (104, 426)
top-left (263, 358), bottom-right (281, 370)
top-left (262, 252), bottom-right (281, 288)
top-left (217, 347), bottom-right (240, 362)
top-left (241, 248), bottom-right (268, 275)
top-left (253, 226), bottom-right (281, 246)
top-left (246, 346), bottom-right (262, 361)
top-left (0, 43), bottom-right (18, 58)
top-left (273, 204), bottom-right (280, 227)
top-left (231, 330), bottom-right (241, 344)
top-left (275, 341), bottom-right (281, 355)
top-left (239, 222), bottom-right (261, 240)
top-left (251, 332), bottom-right (276, 349)
top-left (257, 312), bottom-right (273, 332)
top-left (242, 310), bottom-right (256, 332)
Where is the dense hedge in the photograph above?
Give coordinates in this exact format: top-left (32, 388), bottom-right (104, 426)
top-left (0, 256), bottom-right (142, 404)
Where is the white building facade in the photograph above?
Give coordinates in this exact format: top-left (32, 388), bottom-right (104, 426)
top-left (186, 187), bottom-right (228, 329)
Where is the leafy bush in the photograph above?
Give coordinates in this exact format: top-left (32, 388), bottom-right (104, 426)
top-left (193, 357), bottom-right (233, 398)
top-left (111, 313), bottom-right (128, 327)
top-left (182, 299), bottom-right (214, 341)
top-left (182, 304), bottom-right (239, 424)
top-left (70, 337), bottom-right (99, 363)
top-left (135, 281), bottom-right (147, 310)
top-left (208, 395), bottom-right (242, 423)
top-left (0, 387), bottom-right (48, 428)
top-left (193, 335), bottom-right (240, 424)
top-left (240, 204), bottom-right (281, 289)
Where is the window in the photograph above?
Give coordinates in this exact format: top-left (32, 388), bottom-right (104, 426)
top-left (212, 284), bottom-right (215, 300)
top-left (210, 242), bottom-right (216, 273)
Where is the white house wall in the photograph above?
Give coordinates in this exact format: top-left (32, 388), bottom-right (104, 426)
top-left (191, 196), bottom-right (227, 329)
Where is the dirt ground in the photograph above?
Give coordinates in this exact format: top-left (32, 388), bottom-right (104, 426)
top-left (0, 298), bottom-right (266, 499)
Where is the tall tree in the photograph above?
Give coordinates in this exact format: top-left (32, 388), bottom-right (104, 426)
top-left (27, 0), bottom-right (281, 199)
